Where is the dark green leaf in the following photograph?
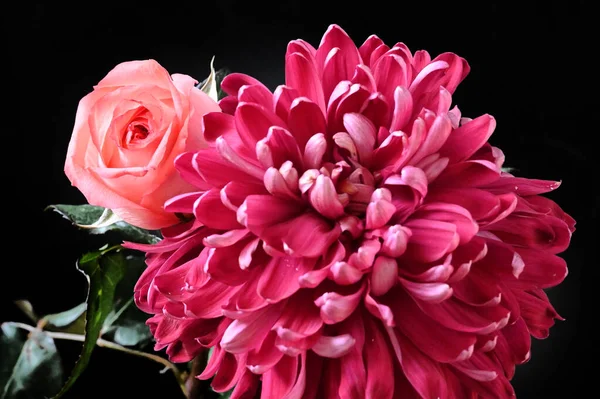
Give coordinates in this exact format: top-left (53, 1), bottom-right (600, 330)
top-left (42, 303), bottom-right (87, 329)
top-left (40, 303), bottom-right (87, 335)
top-left (214, 68), bottom-right (230, 101)
top-left (47, 204), bottom-right (161, 244)
top-left (100, 254), bottom-right (151, 347)
top-left (1, 323), bottom-right (64, 399)
top-left (52, 248), bottom-right (127, 398)
top-left (113, 323), bottom-right (152, 347)
top-left (197, 65), bottom-right (229, 101)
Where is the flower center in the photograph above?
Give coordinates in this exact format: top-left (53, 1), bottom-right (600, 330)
top-left (125, 123), bottom-right (150, 145)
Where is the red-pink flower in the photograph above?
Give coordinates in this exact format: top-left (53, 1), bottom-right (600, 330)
top-left (126, 25), bottom-right (575, 398)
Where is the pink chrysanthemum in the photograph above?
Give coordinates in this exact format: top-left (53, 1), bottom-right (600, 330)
top-left (127, 25), bottom-right (575, 398)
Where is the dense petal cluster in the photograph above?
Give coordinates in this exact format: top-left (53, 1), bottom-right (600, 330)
top-left (127, 25), bottom-right (575, 398)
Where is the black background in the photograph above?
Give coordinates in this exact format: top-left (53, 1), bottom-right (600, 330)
top-left (3, 1), bottom-right (596, 398)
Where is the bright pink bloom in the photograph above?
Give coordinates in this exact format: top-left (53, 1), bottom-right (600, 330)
top-left (127, 25), bottom-right (575, 398)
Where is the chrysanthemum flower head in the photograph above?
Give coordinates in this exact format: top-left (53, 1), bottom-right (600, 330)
top-left (127, 24), bottom-right (575, 398)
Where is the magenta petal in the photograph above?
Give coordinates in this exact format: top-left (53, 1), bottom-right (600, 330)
top-left (409, 114), bottom-right (453, 166)
top-left (274, 213), bottom-right (342, 258)
top-left (435, 159), bottom-right (500, 188)
top-left (364, 292), bottom-right (395, 326)
top-left (230, 371), bottom-right (259, 399)
top-left (387, 289), bottom-right (477, 363)
top-left (359, 35), bottom-right (384, 67)
top-left (218, 96), bottom-right (238, 115)
top-left (263, 167), bottom-right (300, 199)
top-left (246, 333), bottom-right (284, 374)
top-left (211, 353), bottom-right (248, 393)
top-left (337, 312), bottom-right (367, 399)
top-left (404, 219), bottom-right (458, 263)
top-left (366, 190), bottom-right (396, 229)
top-left (202, 112), bottom-right (236, 142)
top-left (243, 194), bottom-right (304, 231)
top-left (203, 229), bottom-right (249, 248)
top-left (285, 51), bottom-right (326, 113)
top-left (362, 93), bottom-right (391, 132)
top-left (193, 149), bottom-right (260, 188)
top-left (198, 344), bottom-right (225, 379)
top-left (380, 224), bottom-right (412, 257)
top-left (312, 334), bottom-right (356, 358)
top-left (389, 86), bottom-right (413, 132)
top-left (303, 133), bottom-right (327, 169)
top-left (432, 52), bottom-right (471, 94)
top-left (409, 60), bottom-right (449, 98)
top-left (488, 213), bottom-right (571, 254)
top-left (273, 85), bottom-right (300, 122)
top-left (334, 84), bottom-right (371, 128)
top-left (220, 73), bottom-right (265, 96)
top-left (351, 64), bottom-right (377, 92)
top-left (238, 84), bottom-right (274, 109)
top-left (287, 97), bottom-right (327, 150)
top-left (164, 191), bottom-right (203, 213)
top-left (221, 302), bottom-right (286, 354)
top-left (390, 329), bottom-right (449, 399)
top-left (314, 283), bottom-right (365, 324)
top-left (316, 24), bottom-right (361, 78)
top-left (482, 176), bottom-right (561, 196)
top-left (322, 47), bottom-right (347, 102)
top-left (220, 181), bottom-right (267, 211)
top-left (260, 353), bottom-right (299, 398)
top-left (364, 318), bottom-right (394, 399)
top-left (205, 242), bottom-right (253, 286)
top-left (329, 261), bottom-right (364, 285)
top-left (183, 279), bottom-right (238, 318)
top-left (194, 188), bottom-right (242, 230)
top-left (440, 114), bottom-right (496, 163)
top-left (258, 257), bottom-right (315, 303)
top-left (426, 187), bottom-right (502, 222)
top-left (416, 296), bottom-right (510, 334)
top-left (174, 152), bottom-right (213, 190)
top-left (309, 174), bottom-right (346, 219)
top-left (412, 202), bottom-right (479, 244)
top-left (374, 54), bottom-right (409, 105)
top-left (259, 126), bottom-right (303, 168)
top-left (235, 102), bottom-right (287, 149)
top-left (452, 270), bottom-right (502, 307)
top-left (370, 256), bottom-right (398, 296)
top-left (347, 239), bottom-right (381, 270)
top-left (344, 113), bottom-right (376, 165)
top-left (371, 131), bottom-right (407, 171)
top-left (399, 278), bottom-right (452, 303)
top-left (514, 247), bottom-right (568, 289)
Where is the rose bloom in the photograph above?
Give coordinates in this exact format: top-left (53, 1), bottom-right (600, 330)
top-left (64, 59), bottom-right (220, 229)
top-left (127, 25), bottom-right (575, 398)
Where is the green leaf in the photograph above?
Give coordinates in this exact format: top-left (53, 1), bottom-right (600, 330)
top-left (100, 253), bottom-right (152, 347)
top-left (1, 323), bottom-right (64, 399)
top-left (52, 247), bottom-right (127, 398)
top-left (113, 323), bottom-right (152, 347)
top-left (41, 303), bottom-right (87, 334)
top-left (47, 204), bottom-right (161, 244)
top-left (197, 58), bottom-right (229, 102)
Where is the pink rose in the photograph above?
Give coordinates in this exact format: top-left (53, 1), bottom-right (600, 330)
top-left (64, 59), bottom-right (220, 229)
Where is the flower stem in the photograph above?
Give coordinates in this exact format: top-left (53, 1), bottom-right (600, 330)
top-left (11, 322), bottom-right (189, 398)
top-left (185, 352), bottom-right (210, 399)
